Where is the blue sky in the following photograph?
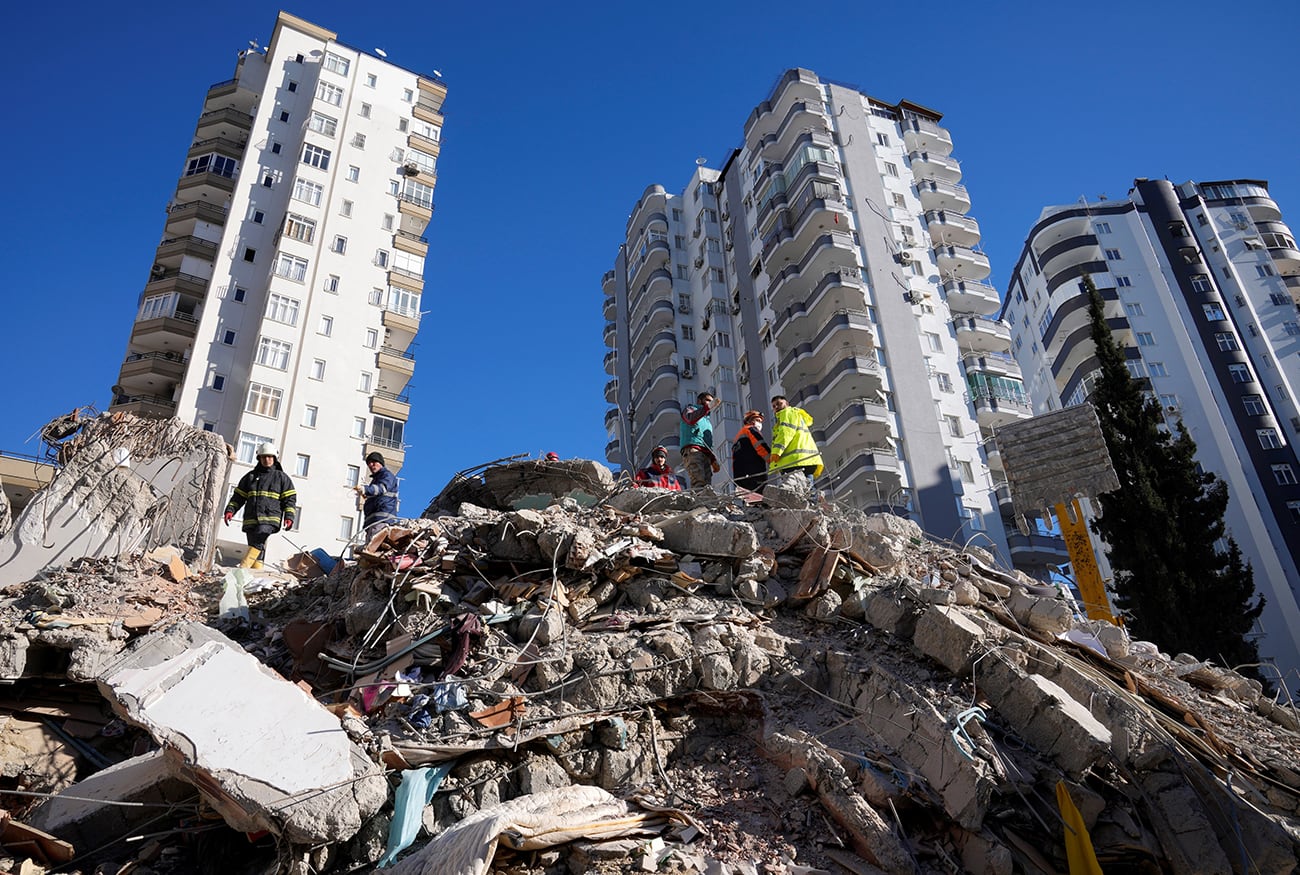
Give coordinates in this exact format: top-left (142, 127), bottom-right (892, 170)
top-left (2, 1), bottom-right (1297, 508)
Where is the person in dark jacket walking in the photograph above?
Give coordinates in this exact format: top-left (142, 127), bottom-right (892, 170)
top-left (353, 451), bottom-right (399, 539)
top-left (731, 410), bottom-right (770, 494)
top-left (224, 443), bottom-right (297, 569)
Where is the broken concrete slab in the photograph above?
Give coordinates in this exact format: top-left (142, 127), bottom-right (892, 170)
top-left (480, 459), bottom-right (615, 510)
top-left (0, 414), bottom-right (230, 581)
top-left (658, 512), bottom-right (758, 558)
top-left (96, 623), bottom-right (387, 844)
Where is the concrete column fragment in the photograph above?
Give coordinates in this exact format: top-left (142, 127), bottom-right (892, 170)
top-left (96, 623), bottom-right (387, 844)
top-left (659, 512), bottom-right (758, 558)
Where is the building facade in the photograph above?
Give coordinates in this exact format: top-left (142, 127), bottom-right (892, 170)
top-left (109, 12), bottom-right (444, 562)
top-left (603, 69), bottom-right (1054, 570)
top-left (1001, 177), bottom-right (1300, 676)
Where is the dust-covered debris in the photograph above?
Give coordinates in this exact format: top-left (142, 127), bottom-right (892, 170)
top-left (1, 456), bottom-right (1297, 875)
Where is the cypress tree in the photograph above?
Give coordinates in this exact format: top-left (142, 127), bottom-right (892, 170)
top-left (1082, 274), bottom-right (1265, 677)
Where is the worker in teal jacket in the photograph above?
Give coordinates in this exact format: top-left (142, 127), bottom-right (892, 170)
top-left (768, 396), bottom-right (824, 483)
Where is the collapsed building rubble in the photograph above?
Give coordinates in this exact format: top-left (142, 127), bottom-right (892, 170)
top-left (1, 455), bottom-right (1298, 874)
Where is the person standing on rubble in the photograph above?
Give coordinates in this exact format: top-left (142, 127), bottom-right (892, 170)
top-left (223, 443), bottom-right (297, 569)
top-left (679, 391), bottom-right (720, 489)
top-left (731, 410), bottom-right (770, 494)
top-left (768, 396), bottom-right (824, 486)
top-left (634, 446), bottom-right (683, 490)
top-left (353, 451), bottom-right (399, 539)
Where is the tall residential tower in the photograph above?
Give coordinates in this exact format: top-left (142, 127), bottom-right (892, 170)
top-left (604, 69), bottom-right (1062, 575)
top-left (1002, 178), bottom-right (1300, 676)
top-left (109, 13), bottom-right (444, 561)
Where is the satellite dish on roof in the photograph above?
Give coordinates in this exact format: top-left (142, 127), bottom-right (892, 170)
top-left (375, 48), bottom-right (388, 58)
top-left (695, 157), bottom-right (707, 166)
top-left (432, 69), bottom-right (443, 77)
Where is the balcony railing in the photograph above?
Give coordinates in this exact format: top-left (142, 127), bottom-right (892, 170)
top-left (384, 304), bottom-right (423, 323)
top-left (367, 434), bottom-right (404, 450)
top-left (396, 193), bottom-right (434, 210)
top-left (112, 393), bottom-right (176, 408)
top-left (125, 351), bottom-right (187, 364)
top-left (137, 309), bottom-right (199, 325)
top-left (395, 229), bottom-right (428, 245)
top-left (374, 389), bottom-right (411, 404)
top-left (380, 345), bottom-right (416, 361)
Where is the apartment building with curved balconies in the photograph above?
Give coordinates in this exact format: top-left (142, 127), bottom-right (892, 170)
top-left (108, 12), bottom-right (444, 563)
top-left (604, 69), bottom-right (1018, 558)
top-left (1002, 178), bottom-right (1300, 676)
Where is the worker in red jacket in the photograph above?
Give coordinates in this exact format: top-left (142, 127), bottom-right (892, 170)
top-left (634, 446), bottom-right (683, 490)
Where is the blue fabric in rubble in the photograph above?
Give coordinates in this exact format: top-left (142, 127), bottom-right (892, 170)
top-left (376, 763), bottom-right (454, 868)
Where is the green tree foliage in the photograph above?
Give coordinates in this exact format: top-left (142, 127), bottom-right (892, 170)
top-left (1082, 275), bottom-right (1265, 678)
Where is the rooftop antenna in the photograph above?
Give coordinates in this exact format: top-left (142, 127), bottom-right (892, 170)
top-left (374, 48), bottom-right (388, 58)
top-left (247, 39), bottom-right (265, 53)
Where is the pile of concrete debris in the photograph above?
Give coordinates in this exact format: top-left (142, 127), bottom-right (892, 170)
top-left (2, 451), bottom-right (1299, 875)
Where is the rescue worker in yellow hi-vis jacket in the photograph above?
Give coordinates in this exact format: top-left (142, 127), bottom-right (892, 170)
top-left (767, 396), bottom-right (824, 485)
top-left (224, 443), bottom-right (297, 569)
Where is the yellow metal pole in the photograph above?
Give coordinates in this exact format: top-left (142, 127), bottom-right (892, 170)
top-left (1054, 498), bottom-right (1120, 625)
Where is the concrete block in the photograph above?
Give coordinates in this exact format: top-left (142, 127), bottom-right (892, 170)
top-left (805, 589), bottom-right (842, 621)
top-left (914, 606), bottom-right (986, 675)
top-left (481, 459), bottom-right (615, 510)
top-left (865, 590), bottom-right (919, 639)
top-left (1017, 674), bottom-right (1111, 776)
top-left (918, 587), bottom-right (956, 606)
top-left (762, 508), bottom-right (825, 547)
top-left (487, 509), bottom-right (547, 562)
top-left (605, 488), bottom-right (698, 513)
top-left (762, 473), bottom-right (814, 509)
top-left (97, 623), bottom-right (386, 844)
top-left (660, 512), bottom-right (758, 558)
top-left (1004, 590), bottom-right (1073, 636)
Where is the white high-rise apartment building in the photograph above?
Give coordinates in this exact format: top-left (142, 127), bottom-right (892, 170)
top-left (603, 69), bottom-right (1060, 574)
top-left (1002, 177), bottom-right (1300, 676)
top-left (109, 12), bottom-right (444, 561)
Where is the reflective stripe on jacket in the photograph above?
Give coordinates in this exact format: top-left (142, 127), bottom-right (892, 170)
top-left (362, 466), bottom-right (400, 527)
top-left (731, 425), bottom-right (770, 481)
top-left (226, 465), bottom-right (297, 532)
top-left (634, 465), bottom-right (683, 490)
top-left (768, 406), bottom-right (824, 477)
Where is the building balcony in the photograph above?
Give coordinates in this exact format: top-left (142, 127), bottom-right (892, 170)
top-left (901, 117), bottom-right (953, 156)
top-left (832, 450), bottom-right (904, 504)
top-left (164, 200), bottom-right (228, 235)
top-left (381, 307), bottom-right (420, 350)
top-left (759, 102), bottom-right (830, 163)
top-left (629, 267), bottom-right (673, 325)
top-left (364, 438), bottom-right (405, 473)
top-left (206, 78), bottom-right (239, 100)
top-left (925, 211), bottom-right (980, 248)
top-left (388, 267), bottom-right (424, 292)
top-left (772, 268), bottom-right (866, 340)
top-left (413, 97), bottom-right (444, 127)
top-left (144, 269), bottom-right (208, 298)
top-left (642, 329), bottom-right (677, 367)
top-left (186, 135), bottom-right (247, 162)
top-left (605, 437), bottom-right (620, 463)
top-left (630, 298), bottom-right (675, 350)
top-left (602, 269), bottom-right (617, 296)
top-left (744, 68), bottom-right (822, 145)
top-left (971, 390), bottom-right (1033, 428)
top-left (909, 151), bottom-right (961, 183)
top-left (604, 322), bottom-right (617, 349)
top-left (996, 482), bottom-right (1014, 512)
top-left (603, 350), bottom-right (619, 376)
top-left (634, 398), bottom-right (684, 451)
top-left (941, 279), bottom-right (1001, 316)
top-left (109, 393), bottom-right (177, 419)
top-left (176, 169), bottom-right (237, 200)
top-left (819, 398), bottom-right (892, 456)
top-left (370, 390), bottom-right (411, 421)
top-left (393, 229), bottom-right (429, 258)
top-left (788, 355), bottom-right (884, 423)
top-left (604, 407), bottom-right (621, 431)
top-left (1006, 531), bottom-right (1070, 568)
top-left (628, 239), bottom-right (671, 293)
top-left (377, 345), bottom-right (416, 389)
top-left (982, 440), bottom-right (1004, 476)
top-left (935, 245), bottom-right (991, 280)
top-left (131, 311), bottom-right (200, 349)
top-left (397, 194), bottom-right (433, 226)
top-left (195, 106), bottom-right (253, 137)
top-left (778, 315), bottom-right (876, 384)
top-left (625, 185), bottom-right (667, 237)
top-left (406, 131), bottom-right (442, 157)
top-left (962, 350), bottom-right (1021, 378)
top-left (1265, 239), bottom-right (1300, 275)
top-left (766, 231), bottom-right (859, 301)
top-left (1037, 234), bottom-right (1103, 277)
top-left (605, 378), bottom-right (619, 404)
top-left (761, 196), bottom-right (851, 269)
top-left (603, 294), bottom-right (617, 321)
top-left (155, 235), bottom-right (219, 265)
top-left (953, 316), bottom-right (1011, 353)
top-left (633, 363), bottom-right (679, 412)
top-left (118, 350), bottom-right (187, 388)
top-left (917, 178), bottom-right (970, 214)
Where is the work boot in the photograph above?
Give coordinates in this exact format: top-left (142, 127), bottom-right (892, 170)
top-left (239, 547), bottom-right (261, 568)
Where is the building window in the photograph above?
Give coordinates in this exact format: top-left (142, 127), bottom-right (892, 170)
top-left (401, 178), bottom-right (435, 207)
top-left (1228, 363), bottom-right (1252, 383)
top-left (365, 73), bottom-right (377, 87)
top-left (1242, 394), bottom-right (1266, 416)
top-left (945, 415), bottom-right (962, 438)
top-left (1259, 428), bottom-right (1283, 449)
top-left (293, 178), bottom-right (324, 205)
top-left (262, 175), bottom-right (274, 187)
top-left (1094, 221), bottom-right (1111, 234)
top-left (210, 374), bottom-right (225, 391)
top-left (266, 293), bottom-right (301, 326)
top-left (237, 432), bottom-right (274, 465)
top-left (365, 328), bottom-right (379, 349)
top-left (303, 405), bottom-right (319, 428)
top-left (1258, 264), bottom-right (1276, 278)
top-left (1147, 361), bottom-right (1168, 377)
top-left (403, 88), bottom-right (415, 103)
top-left (359, 103), bottom-right (372, 119)
top-left (925, 331), bottom-right (942, 352)
top-left (232, 287), bottom-right (247, 303)
top-left (1125, 302), bottom-right (1144, 316)
top-left (883, 162), bottom-right (899, 177)
top-left (935, 372), bottom-right (953, 393)
top-left (1202, 302), bottom-right (1227, 321)
top-left (221, 329), bottom-right (236, 345)
top-left (316, 81), bottom-right (344, 106)
top-left (340, 200), bottom-right (353, 217)
top-left (371, 415), bottom-right (404, 448)
top-left (681, 324), bottom-right (694, 340)
top-left (956, 460), bottom-right (974, 483)
top-left (243, 247), bottom-right (256, 262)
top-left (398, 117), bottom-right (408, 133)
top-left (279, 110), bottom-right (290, 123)
top-left (347, 165), bottom-right (360, 182)
top-left (352, 133), bottom-right (367, 148)
top-left (339, 516), bottom-right (354, 541)
top-left (323, 52), bottom-right (350, 75)
top-left (1273, 464), bottom-right (1297, 486)
top-left (287, 81), bottom-right (297, 93)
top-left (290, 454), bottom-right (310, 477)
top-left (324, 274), bottom-right (340, 293)
top-left (285, 213), bottom-right (316, 243)
top-left (876, 132), bottom-right (889, 146)
top-left (245, 383), bottom-right (283, 419)
top-left (302, 143), bottom-right (331, 170)
top-left (352, 417), bottom-right (366, 439)
top-left (1214, 332), bottom-right (1239, 351)
top-left (346, 465), bottom-right (361, 487)
top-left (358, 371), bottom-right (372, 393)
top-left (375, 249), bottom-right (390, 268)
top-left (252, 210), bottom-right (265, 224)
top-left (255, 337), bottom-right (292, 370)
top-left (331, 235), bottom-right (347, 254)
top-left (1104, 248), bottom-right (1122, 260)
top-left (1115, 275), bottom-right (1132, 287)
top-left (308, 112), bottom-right (338, 137)
top-left (1270, 293), bottom-right (1291, 306)
top-left (892, 193), bottom-right (906, 208)
top-left (1136, 332), bottom-right (1155, 347)
top-left (1190, 274), bottom-right (1212, 293)
top-left (382, 214), bottom-right (395, 231)
top-left (274, 253), bottom-right (309, 282)
top-left (319, 315), bottom-right (334, 336)
top-left (1159, 393), bottom-right (1179, 411)
top-left (310, 359), bottom-right (326, 381)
